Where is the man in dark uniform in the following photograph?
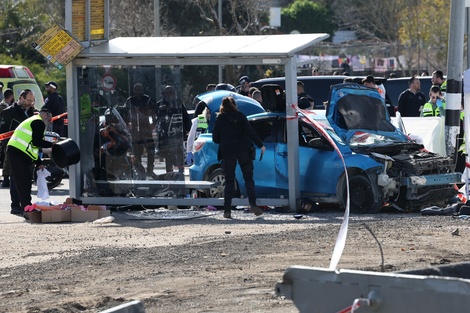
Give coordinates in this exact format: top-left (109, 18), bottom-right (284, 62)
top-left (156, 85), bottom-right (191, 173)
top-left (42, 81), bottom-right (66, 136)
top-left (237, 76), bottom-right (251, 96)
top-left (123, 83), bottom-right (157, 179)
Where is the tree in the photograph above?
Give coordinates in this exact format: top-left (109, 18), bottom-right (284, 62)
top-left (0, 0), bottom-right (66, 100)
top-left (280, 0), bottom-right (336, 37)
top-left (398, 0), bottom-right (450, 72)
top-left (330, 0), bottom-right (451, 74)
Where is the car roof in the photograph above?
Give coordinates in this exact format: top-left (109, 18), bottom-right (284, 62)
top-left (196, 90), bottom-right (265, 131)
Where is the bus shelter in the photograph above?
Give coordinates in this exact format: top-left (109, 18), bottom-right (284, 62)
top-left (66, 33), bottom-right (329, 211)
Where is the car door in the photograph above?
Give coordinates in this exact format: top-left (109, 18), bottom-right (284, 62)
top-left (274, 118), bottom-right (342, 197)
top-left (234, 116), bottom-right (278, 197)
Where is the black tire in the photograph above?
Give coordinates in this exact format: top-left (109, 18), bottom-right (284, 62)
top-left (207, 168), bottom-right (225, 198)
top-left (34, 159), bottom-right (64, 190)
top-left (207, 168), bottom-right (239, 198)
top-left (343, 174), bottom-right (376, 214)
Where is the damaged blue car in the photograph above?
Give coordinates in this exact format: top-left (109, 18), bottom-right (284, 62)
top-left (189, 83), bottom-right (461, 213)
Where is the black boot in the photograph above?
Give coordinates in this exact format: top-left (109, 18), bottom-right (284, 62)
top-left (2, 176), bottom-right (9, 188)
top-left (223, 207), bottom-right (231, 219)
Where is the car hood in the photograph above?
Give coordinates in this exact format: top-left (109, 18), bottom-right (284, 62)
top-left (197, 90), bottom-right (265, 131)
top-left (326, 83), bottom-right (411, 145)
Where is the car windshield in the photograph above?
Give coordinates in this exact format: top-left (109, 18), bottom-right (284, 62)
top-left (349, 131), bottom-right (405, 147)
top-left (300, 116), bottom-right (345, 146)
top-left (324, 128), bottom-right (345, 145)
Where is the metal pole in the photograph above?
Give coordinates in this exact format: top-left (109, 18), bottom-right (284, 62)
top-left (463, 69), bottom-right (470, 203)
top-left (285, 57), bottom-right (300, 212)
top-left (445, 0), bottom-right (465, 159)
top-left (467, 7), bottom-right (470, 68)
top-left (154, 0), bottom-right (160, 36)
top-left (218, 0), bottom-right (222, 83)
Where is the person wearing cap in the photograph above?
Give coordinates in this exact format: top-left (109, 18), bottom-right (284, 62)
top-left (237, 75), bottom-right (251, 96)
top-left (7, 108), bottom-right (53, 218)
top-left (42, 81), bottom-right (66, 136)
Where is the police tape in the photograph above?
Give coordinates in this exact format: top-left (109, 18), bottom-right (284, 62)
top-left (0, 112), bottom-right (68, 141)
top-left (292, 104), bottom-right (350, 271)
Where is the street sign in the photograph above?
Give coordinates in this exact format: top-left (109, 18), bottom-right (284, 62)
top-left (32, 24), bottom-right (85, 70)
top-left (101, 73), bottom-right (117, 91)
top-left (65, 0), bottom-right (108, 46)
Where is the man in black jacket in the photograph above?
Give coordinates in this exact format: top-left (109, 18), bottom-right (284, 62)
top-left (42, 81), bottom-right (66, 136)
top-left (0, 89), bottom-right (36, 214)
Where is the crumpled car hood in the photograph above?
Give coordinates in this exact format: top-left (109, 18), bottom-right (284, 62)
top-left (326, 83), bottom-right (411, 144)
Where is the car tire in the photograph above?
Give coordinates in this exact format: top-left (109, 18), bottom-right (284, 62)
top-left (207, 168), bottom-right (239, 198)
top-left (344, 174), bottom-right (377, 214)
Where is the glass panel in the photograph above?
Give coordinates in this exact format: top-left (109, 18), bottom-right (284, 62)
top-left (77, 65), bottom-right (199, 198)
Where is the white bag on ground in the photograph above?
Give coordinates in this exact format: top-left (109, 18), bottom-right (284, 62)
top-left (36, 168), bottom-right (51, 200)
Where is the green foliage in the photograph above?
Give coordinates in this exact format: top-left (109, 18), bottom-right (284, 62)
top-left (398, 0), bottom-right (450, 68)
top-left (280, 0), bottom-right (336, 37)
top-left (0, 0), bottom-right (66, 102)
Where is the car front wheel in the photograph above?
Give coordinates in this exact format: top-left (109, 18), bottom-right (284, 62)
top-left (207, 168), bottom-right (239, 198)
top-left (343, 174), bottom-right (378, 214)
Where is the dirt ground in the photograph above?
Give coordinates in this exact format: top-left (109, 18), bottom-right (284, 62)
top-left (2, 195), bottom-right (470, 313)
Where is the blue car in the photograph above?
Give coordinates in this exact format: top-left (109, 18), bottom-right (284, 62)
top-left (190, 83), bottom-right (461, 213)
top-left (193, 90), bottom-right (265, 128)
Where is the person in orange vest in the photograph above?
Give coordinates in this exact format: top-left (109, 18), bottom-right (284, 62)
top-left (362, 75), bottom-right (386, 99)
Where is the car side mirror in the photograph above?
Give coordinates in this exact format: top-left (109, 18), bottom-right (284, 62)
top-left (308, 138), bottom-right (333, 151)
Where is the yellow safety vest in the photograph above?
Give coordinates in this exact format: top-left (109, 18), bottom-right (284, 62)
top-left (8, 115), bottom-right (43, 160)
top-left (196, 114), bottom-right (208, 138)
top-left (422, 99), bottom-right (446, 117)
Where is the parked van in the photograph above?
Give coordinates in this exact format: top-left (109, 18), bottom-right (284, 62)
top-left (0, 65), bottom-right (44, 108)
top-left (384, 76), bottom-right (433, 108)
top-left (251, 75), bottom-right (387, 110)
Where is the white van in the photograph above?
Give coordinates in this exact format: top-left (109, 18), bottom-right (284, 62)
top-left (0, 65), bottom-right (44, 108)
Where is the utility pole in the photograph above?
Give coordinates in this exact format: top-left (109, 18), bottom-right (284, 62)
top-left (154, 0), bottom-right (160, 36)
top-left (218, 0), bottom-right (222, 83)
top-left (445, 0), bottom-right (465, 160)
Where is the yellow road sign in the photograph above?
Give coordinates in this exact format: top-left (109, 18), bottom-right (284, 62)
top-left (32, 24), bottom-right (85, 70)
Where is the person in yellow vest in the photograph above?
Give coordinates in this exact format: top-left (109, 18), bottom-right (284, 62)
top-left (431, 70), bottom-right (447, 99)
top-left (421, 85), bottom-right (446, 117)
top-left (186, 107), bottom-right (210, 165)
top-left (7, 108), bottom-right (53, 218)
